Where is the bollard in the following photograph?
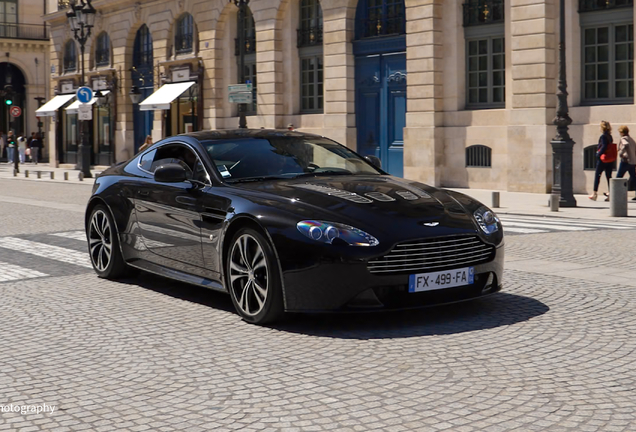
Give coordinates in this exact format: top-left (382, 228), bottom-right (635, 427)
top-left (37, 171), bottom-right (42, 179)
top-left (64, 172), bottom-right (68, 181)
top-left (50, 172), bottom-right (55, 180)
top-left (549, 194), bottom-right (559, 212)
top-left (13, 169), bottom-right (17, 177)
top-left (24, 170), bottom-right (29, 178)
top-left (610, 178), bottom-right (628, 217)
top-left (491, 191), bottom-right (500, 208)
top-left (78, 172), bottom-right (84, 181)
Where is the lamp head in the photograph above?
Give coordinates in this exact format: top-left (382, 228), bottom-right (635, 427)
top-left (129, 86), bottom-right (142, 104)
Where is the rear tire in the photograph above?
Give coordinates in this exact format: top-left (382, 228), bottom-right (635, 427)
top-left (226, 227), bottom-right (284, 324)
top-left (87, 204), bottom-right (129, 279)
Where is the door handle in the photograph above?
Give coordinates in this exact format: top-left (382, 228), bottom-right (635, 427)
top-left (137, 190), bottom-right (149, 196)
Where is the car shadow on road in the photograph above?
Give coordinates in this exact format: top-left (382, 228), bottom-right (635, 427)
top-left (272, 293), bottom-right (549, 339)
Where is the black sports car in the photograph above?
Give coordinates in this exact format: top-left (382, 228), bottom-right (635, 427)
top-left (85, 130), bottom-right (504, 324)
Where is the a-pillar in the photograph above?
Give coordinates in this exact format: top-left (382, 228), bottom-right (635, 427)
top-left (321, 0), bottom-right (356, 149)
top-left (403, 0), bottom-right (444, 185)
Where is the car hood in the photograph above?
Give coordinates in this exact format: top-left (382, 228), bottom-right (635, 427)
top-left (232, 175), bottom-right (483, 241)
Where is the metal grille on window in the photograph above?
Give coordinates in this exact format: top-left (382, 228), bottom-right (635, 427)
top-left (234, 9), bottom-right (256, 56)
top-left (467, 37), bottom-right (505, 106)
top-left (466, 145), bottom-right (492, 168)
top-left (579, 0), bottom-right (633, 12)
top-left (463, 0), bottom-right (504, 26)
top-left (64, 40), bottom-right (76, 73)
top-left (361, 0), bottom-right (405, 38)
top-left (175, 13), bottom-right (193, 55)
top-left (95, 33), bottom-right (110, 67)
top-left (583, 145), bottom-right (597, 170)
top-left (298, 0), bottom-right (322, 48)
top-left (583, 24), bottom-right (633, 101)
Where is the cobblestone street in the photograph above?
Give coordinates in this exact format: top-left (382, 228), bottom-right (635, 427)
top-left (0, 178), bottom-right (635, 431)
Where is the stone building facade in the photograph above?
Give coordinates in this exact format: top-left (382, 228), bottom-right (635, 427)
top-left (0, 0), bottom-right (50, 158)
top-left (42, 0), bottom-right (636, 194)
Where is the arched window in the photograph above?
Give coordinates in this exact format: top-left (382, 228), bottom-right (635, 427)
top-left (355, 0), bottom-right (405, 40)
top-left (134, 24), bottom-right (153, 69)
top-left (298, 0), bottom-right (323, 113)
top-left (95, 32), bottom-right (111, 67)
top-left (64, 40), bottom-right (77, 73)
top-left (175, 13), bottom-right (194, 55)
top-left (235, 8), bottom-right (257, 114)
top-left (466, 145), bottom-right (492, 167)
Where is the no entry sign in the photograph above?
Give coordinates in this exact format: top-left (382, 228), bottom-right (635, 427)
top-left (10, 106), bottom-right (21, 117)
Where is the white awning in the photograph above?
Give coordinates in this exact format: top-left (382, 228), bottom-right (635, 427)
top-left (65, 91), bottom-right (110, 114)
top-left (139, 82), bottom-right (196, 111)
top-left (35, 94), bottom-right (76, 117)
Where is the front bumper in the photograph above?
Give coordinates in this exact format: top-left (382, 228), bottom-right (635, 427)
top-left (278, 239), bottom-right (504, 313)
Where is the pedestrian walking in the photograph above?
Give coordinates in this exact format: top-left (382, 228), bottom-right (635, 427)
top-left (6, 131), bottom-right (16, 165)
top-left (589, 120), bottom-right (616, 201)
top-left (616, 125), bottom-right (636, 201)
top-left (0, 131), bottom-right (5, 162)
top-left (17, 133), bottom-right (27, 164)
top-left (138, 135), bottom-right (153, 153)
top-left (29, 133), bottom-right (42, 165)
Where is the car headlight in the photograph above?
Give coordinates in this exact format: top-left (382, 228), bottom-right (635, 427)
top-left (297, 220), bottom-right (379, 246)
top-left (473, 206), bottom-right (500, 234)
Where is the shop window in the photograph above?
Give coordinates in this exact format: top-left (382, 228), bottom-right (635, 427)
top-left (298, 0), bottom-right (323, 113)
top-left (175, 13), bottom-right (194, 55)
top-left (355, 0), bottom-right (405, 40)
top-left (466, 145), bottom-right (492, 167)
top-left (95, 32), bottom-right (110, 67)
top-left (64, 40), bottom-right (77, 73)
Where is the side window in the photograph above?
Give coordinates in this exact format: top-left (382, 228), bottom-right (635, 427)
top-left (138, 149), bottom-right (157, 172)
top-left (149, 144), bottom-right (197, 177)
top-left (193, 160), bottom-right (210, 184)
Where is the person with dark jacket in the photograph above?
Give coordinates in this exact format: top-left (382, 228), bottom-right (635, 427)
top-left (6, 130), bottom-right (15, 165)
top-left (589, 121), bottom-right (614, 201)
top-left (29, 133), bottom-right (43, 165)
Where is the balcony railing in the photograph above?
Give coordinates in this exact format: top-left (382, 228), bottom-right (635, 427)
top-left (234, 36), bottom-right (256, 56)
top-left (58, 0), bottom-right (71, 10)
top-left (359, 15), bottom-right (405, 39)
top-left (297, 26), bottom-right (323, 48)
top-left (463, 0), bottom-right (505, 26)
top-left (0, 24), bottom-right (48, 40)
top-left (579, 0), bottom-right (633, 12)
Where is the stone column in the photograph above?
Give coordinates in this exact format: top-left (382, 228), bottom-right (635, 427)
top-left (321, 0), bottom-right (356, 148)
top-left (403, 0), bottom-right (444, 185)
top-left (508, 0), bottom-right (557, 192)
top-left (254, 6), bottom-right (284, 129)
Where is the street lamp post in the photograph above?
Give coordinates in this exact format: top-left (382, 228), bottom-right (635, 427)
top-left (550, 0), bottom-right (576, 207)
top-left (66, 0), bottom-right (96, 178)
top-left (230, 0), bottom-right (249, 129)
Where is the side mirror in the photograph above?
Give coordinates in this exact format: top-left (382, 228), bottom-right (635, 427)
top-left (365, 155), bottom-right (382, 169)
top-left (154, 163), bottom-right (188, 183)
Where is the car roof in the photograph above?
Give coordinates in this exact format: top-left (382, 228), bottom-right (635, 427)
top-left (181, 129), bottom-right (324, 142)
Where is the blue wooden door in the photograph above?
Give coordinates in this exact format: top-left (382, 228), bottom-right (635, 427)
top-left (355, 52), bottom-right (406, 177)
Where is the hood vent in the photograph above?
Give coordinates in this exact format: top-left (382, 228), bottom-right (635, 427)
top-left (294, 183), bottom-right (373, 204)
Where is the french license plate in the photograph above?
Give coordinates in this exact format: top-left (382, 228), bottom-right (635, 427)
top-left (408, 267), bottom-right (474, 293)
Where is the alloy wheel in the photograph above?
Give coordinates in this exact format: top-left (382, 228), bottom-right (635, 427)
top-left (89, 209), bottom-right (113, 272)
top-left (229, 233), bottom-right (269, 317)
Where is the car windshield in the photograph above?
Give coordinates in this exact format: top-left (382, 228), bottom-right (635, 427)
top-left (200, 136), bottom-right (382, 182)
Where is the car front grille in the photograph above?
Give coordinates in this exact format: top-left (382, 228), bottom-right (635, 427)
top-left (367, 235), bottom-right (495, 275)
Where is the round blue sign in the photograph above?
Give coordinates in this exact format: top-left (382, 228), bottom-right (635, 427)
top-left (76, 86), bottom-right (93, 103)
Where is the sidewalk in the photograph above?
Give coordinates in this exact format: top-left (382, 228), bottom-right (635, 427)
top-left (0, 162), bottom-right (101, 185)
top-left (1, 162), bottom-right (633, 220)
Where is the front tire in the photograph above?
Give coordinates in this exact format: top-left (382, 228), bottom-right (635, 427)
top-left (227, 228), bottom-right (284, 324)
top-left (87, 204), bottom-right (129, 279)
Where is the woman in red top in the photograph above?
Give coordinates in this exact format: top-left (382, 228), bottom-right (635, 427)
top-left (589, 121), bottom-right (614, 201)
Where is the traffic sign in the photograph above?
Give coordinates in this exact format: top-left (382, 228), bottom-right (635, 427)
top-left (78, 103), bottom-right (92, 121)
top-left (228, 83), bottom-right (252, 94)
top-left (77, 86), bottom-right (93, 103)
top-left (10, 106), bottom-right (21, 117)
top-left (229, 92), bottom-right (253, 104)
